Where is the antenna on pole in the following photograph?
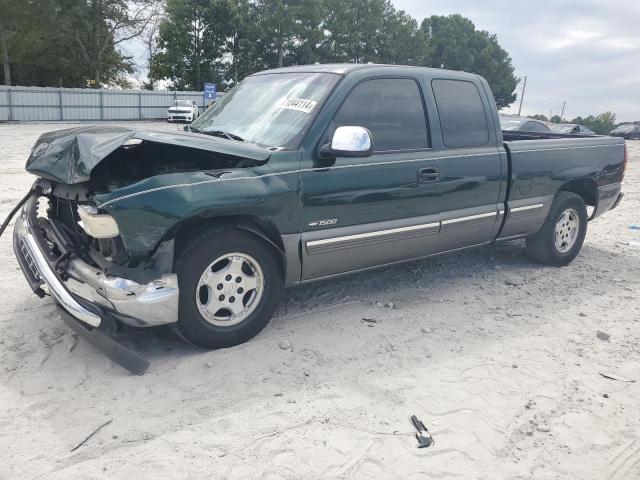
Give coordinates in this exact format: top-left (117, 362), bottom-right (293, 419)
top-left (517, 76), bottom-right (527, 116)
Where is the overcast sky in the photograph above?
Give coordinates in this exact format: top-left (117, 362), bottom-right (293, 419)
top-left (393, 0), bottom-right (640, 121)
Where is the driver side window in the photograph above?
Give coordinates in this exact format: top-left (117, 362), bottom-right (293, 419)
top-left (332, 78), bottom-right (429, 152)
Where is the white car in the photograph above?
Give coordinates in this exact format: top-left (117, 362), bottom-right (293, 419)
top-left (167, 100), bottom-right (200, 123)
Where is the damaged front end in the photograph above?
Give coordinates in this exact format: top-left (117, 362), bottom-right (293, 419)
top-left (9, 126), bottom-right (277, 373)
top-left (14, 183), bottom-right (179, 329)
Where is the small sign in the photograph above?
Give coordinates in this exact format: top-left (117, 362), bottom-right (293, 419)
top-left (277, 97), bottom-right (317, 114)
top-left (204, 83), bottom-right (217, 100)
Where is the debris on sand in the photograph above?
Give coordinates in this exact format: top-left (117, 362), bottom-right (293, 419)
top-left (596, 330), bottom-right (610, 342)
top-left (278, 340), bottom-right (292, 351)
top-left (410, 415), bottom-right (433, 448)
top-left (599, 372), bottom-right (635, 383)
top-left (375, 301), bottom-right (396, 309)
top-left (504, 275), bottom-right (525, 286)
top-left (70, 419), bottom-right (113, 452)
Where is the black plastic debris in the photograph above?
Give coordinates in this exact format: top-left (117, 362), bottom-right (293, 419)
top-left (410, 415), bottom-right (434, 448)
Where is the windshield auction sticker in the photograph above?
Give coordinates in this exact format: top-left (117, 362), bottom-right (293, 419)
top-left (277, 97), bottom-right (317, 114)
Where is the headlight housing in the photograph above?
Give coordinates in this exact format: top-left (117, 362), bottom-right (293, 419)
top-left (77, 204), bottom-right (119, 238)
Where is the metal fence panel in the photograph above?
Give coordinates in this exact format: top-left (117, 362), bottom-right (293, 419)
top-left (0, 85), bottom-right (215, 122)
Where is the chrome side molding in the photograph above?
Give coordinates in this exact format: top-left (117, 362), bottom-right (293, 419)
top-left (509, 203), bottom-right (544, 213)
top-left (441, 211), bottom-right (497, 225)
top-left (307, 222), bottom-right (440, 248)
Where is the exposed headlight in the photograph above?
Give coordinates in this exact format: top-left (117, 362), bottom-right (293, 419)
top-left (77, 205), bottom-right (119, 238)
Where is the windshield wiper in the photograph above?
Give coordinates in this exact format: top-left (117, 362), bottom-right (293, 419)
top-left (200, 129), bottom-right (245, 142)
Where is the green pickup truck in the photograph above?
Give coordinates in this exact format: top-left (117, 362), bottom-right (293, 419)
top-left (10, 64), bottom-right (626, 373)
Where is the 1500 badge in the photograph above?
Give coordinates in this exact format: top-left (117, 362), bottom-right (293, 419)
top-left (308, 218), bottom-right (338, 227)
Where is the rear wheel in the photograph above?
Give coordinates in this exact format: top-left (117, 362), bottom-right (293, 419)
top-left (172, 226), bottom-right (283, 349)
top-left (526, 191), bottom-right (588, 266)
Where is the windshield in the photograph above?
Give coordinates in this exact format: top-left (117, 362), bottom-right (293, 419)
top-left (190, 72), bottom-right (340, 148)
top-left (173, 100), bottom-right (192, 107)
top-left (614, 124), bottom-right (637, 132)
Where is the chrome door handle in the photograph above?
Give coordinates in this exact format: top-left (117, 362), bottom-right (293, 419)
top-left (418, 168), bottom-right (440, 183)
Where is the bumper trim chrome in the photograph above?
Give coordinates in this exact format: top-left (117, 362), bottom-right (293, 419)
top-left (19, 224), bottom-right (102, 328)
top-left (14, 208), bottom-right (179, 329)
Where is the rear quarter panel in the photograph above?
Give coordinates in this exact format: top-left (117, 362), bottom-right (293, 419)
top-left (499, 136), bottom-right (625, 239)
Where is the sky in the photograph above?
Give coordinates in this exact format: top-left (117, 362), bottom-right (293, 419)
top-left (393, 0), bottom-right (640, 122)
top-left (122, 0), bottom-right (640, 122)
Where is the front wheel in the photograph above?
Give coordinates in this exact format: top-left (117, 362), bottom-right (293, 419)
top-left (526, 191), bottom-right (588, 266)
top-left (172, 226), bottom-right (283, 349)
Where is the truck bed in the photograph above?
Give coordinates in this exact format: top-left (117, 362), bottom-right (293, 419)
top-left (498, 135), bottom-right (626, 240)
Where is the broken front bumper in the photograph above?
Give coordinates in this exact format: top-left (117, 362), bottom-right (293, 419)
top-left (13, 202), bottom-right (180, 329)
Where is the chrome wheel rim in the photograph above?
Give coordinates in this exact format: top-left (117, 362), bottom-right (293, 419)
top-left (195, 253), bottom-right (264, 327)
top-left (554, 208), bottom-right (580, 253)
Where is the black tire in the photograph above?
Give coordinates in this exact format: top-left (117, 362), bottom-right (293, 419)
top-left (526, 191), bottom-right (588, 266)
top-left (172, 225), bottom-right (283, 349)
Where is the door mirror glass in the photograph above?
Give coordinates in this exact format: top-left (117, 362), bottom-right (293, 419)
top-left (321, 126), bottom-right (373, 158)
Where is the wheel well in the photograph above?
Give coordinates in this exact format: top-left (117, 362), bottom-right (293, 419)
top-left (558, 178), bottom-right (597, 207)
top-left (171, 215), bottom-right (286, 272)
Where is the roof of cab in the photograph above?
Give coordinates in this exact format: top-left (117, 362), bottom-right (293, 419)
top-left (251, 63), bottom-right (480, 80)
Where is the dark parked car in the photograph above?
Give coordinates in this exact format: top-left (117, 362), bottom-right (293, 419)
top-left (610, 124), bottom-right (640, 140)
top-left (548, 123), bottom-right (595, 136)
top-left (499, 115), bottom-right (552, 133)
top-left (9, 64), bottom-right (626, 373)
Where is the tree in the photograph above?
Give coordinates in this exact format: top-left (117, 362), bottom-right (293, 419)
top-left (321, 0), bottom-right (387, 64)
top-left (65, 0), bottom-right (154, 85)
top-left (375, 7), bottom-right (426, 65)
top-left (550, 115), bottom-right (562, 124)
top-left (570, 112), bottom-right (616, 135)
top-left (420, 14), bottom-right (518, 109)
top-left (0, 0), bottom-right (19, 84)
top-left (0, 0), bottom-right (88, 87)
top-left (151, 0), bottom-right (519, 113)
top-left (530, 114), bottom-right (549, 121)
top-left (154, 0), bottom-right (230, 90)
top-left (141, 3), bottom-right (164, 89)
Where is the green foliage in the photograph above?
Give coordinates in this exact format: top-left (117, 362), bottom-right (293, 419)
top-left (420, 15), bottom-right (517, 109)
top-left (550, 115), bottom-right (562, 124)
top-left (153, 0), bottom-right (518, 108)
top-left (530, 114), bottom-right (549, 121)
top-left (0, 0), bottom-right (148, 87)
top-left (570, 112), bottom-right (616, 135)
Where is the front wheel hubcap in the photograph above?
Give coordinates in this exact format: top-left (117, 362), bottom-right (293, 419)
top-left (196, 253), bottom-right (264, 326)
top-left (554, 208), bottom-right (580, 253)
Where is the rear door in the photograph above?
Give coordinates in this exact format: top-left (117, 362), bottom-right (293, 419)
top-left (299, 77), bottom-right (443, 280)
top-left (427, 78), bottom-right (505, 250)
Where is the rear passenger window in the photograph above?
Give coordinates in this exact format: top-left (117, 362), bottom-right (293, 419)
top-left (333, 78), bottom-right (429, 152)
top-left (432, 79), bottom-right (489, 148)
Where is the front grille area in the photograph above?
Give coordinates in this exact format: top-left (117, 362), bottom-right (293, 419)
top-left (18, 238), bottom-right (41, 281)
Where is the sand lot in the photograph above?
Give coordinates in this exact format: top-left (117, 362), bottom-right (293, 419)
top-left (0, 122), bottom-right (638, 479)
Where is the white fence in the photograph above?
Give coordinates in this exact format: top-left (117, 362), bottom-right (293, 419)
top-left (0, 86), bottom-right (218, 122)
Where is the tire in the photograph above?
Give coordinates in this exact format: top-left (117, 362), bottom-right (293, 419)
top-left (172, 226), bottom-right (283, 349)
top-left (526, 191), bottom-right (588, 266)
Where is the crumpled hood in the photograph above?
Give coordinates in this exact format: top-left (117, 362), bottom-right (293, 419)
top-left (25, 126), bottom-right (271, 184)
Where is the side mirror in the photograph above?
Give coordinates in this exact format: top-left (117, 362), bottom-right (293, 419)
top-left (320, 126), bottom-right (373, 158)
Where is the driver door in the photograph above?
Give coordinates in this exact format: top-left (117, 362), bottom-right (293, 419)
top-left (299, 77), bottom-right (443, 280)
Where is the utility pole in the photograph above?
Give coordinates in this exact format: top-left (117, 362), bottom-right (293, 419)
top-left (560, 101), bottom-right (566, 121)
top-left (517, 76), bottom-right (527, 116)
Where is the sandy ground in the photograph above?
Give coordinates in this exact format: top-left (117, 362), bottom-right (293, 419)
top-left (0, 122), bottom-right (638, 480)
